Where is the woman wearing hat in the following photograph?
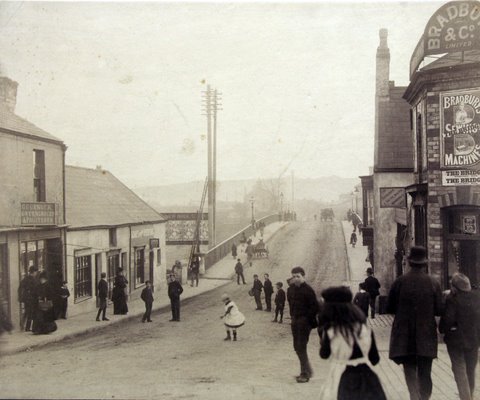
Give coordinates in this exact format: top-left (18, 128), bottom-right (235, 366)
top-left (439, 273), bottom-right (480, 400)
top-left (386, 246), bottom-right (443, 400)
top-left (220, 293), bottom-right (245, 341)
top-left (317, 286), bottom-right (386, 400)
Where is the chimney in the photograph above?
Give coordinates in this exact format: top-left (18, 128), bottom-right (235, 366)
top-left (0, 77), bottom-right (18, 113)
top-left (375, 28), bottom-right (390, 99)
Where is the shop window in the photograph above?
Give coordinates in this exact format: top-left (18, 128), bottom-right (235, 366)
top-left (157, 249), bottom-right (161, 265)
top-left (20, 240), bottom-right (45, 276)
top-left (121, 252), bottom-right (127, 269)
top-left (74, 255), bottom-right (92, 300)
top-left (109, 228), bottom-right (117, 247)
top-left (33, 149), bottom-right (46, 202)
top-left (135, 247), bottom-right (145, 286)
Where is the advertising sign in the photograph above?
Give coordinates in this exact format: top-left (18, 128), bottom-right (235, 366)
top-left (424, 1), bottom-right (480, 56)
top-left (440, 89), bottom-right (480, 170)
top-left (442, 169), bottom-right (480, 185)
top-left (21, 202), bottom-right (56, 225)
top-left (380, 188), bottom-right (406, 208)
top-left (463, 215), bottom-right (477, 234)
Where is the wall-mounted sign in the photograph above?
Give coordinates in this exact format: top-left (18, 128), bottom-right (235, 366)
top-left (380, 188), bottom-right (406, 208)
top-left (410, 1), bottom-right (480, 78)
top-left (21, 202), bottom-right (56, 226)
top-left (149, 238), bottom-right (160, 248)
top-left (442, 169), bottom-right (480, 185)
top-left (440, 89), bottom-right (480, 170)
top-left (463, 215), bottom-right (477, 234)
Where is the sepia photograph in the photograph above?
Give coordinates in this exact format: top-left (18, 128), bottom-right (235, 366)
top-left (1, 0), bottom-right (480, 399)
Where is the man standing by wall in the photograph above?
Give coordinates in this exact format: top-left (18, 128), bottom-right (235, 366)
top-left (387, 246), bottom-right (443, 400)
top-left (364, 267), bottom-right (381, 319)
top-left (168, 273), bottom-right (183, 322)
top-left (290, 266), bottom-right (319, 383)
top-left (18, 266), bottom-right (38, 331)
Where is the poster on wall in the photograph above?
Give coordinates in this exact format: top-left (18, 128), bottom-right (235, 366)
top-left (463, 215), bottom-right (477, 234)
top-left (440, 88), bottom-right (480, 171)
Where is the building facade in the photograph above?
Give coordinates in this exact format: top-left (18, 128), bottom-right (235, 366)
top-left (0, 76), bottom-right (67, 328)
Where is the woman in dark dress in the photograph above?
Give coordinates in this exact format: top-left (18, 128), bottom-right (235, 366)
top-left (112, 269), bottom-right (128, 315)
top-left (32, 272), bottom-right (57, 335)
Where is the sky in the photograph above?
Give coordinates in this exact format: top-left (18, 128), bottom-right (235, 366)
top-left (0, 1), bottom-right (444, 188)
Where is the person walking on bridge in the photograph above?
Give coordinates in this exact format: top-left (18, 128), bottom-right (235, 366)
top-left (234, 259), bottom-right (246, 285)
top-left (289, 266), bottom-right (319, 383)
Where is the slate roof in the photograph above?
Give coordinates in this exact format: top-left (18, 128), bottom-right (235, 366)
top-left (0, 104), bottom-right (64, 144)
top-left (376, 84), bottom-right (413, 171)
top-left (66, 166), bottom-right (165, 229)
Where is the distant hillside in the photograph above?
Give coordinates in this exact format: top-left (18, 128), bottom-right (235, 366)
top-left (134, 176), bottom-right (359, 210)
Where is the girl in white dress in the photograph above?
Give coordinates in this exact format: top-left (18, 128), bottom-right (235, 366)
top-left (317, 286), bottom-right (386, 400)
top-left (220, 293), bottom-right (245, 341)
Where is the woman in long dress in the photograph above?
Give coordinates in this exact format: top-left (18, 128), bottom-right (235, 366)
top-left (220, 293), bottom-right (245, 341)
top-left (32, 272), bottom-right (57, 335)
top-left (317, 286), bottom-right (386, 400)
top-left (112, 269), bottom-right (128, 315)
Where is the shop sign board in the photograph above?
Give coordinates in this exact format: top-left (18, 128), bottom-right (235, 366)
top-left (440, 88), bottom-right (480, 170)
top-left (463, 215), bottom-right (477, 234)
top-left (380, 187), bottom-right (406, 208)
top-left (442, 169), bottom-right (480, 185)
top-left (21, 202), bottom-right (56, 225)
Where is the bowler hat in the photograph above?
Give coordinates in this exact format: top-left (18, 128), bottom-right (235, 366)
top-left (221, 293), bottom-right (230, 302)
top-left (321, 286), bottom-right (352, 303)
top-left (407, 246), bottom-right (428, 265)
top-left (451, 273), bottom-right (471, 292)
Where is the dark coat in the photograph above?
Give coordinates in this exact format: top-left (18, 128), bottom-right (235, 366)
top-left (252, 279), bottom-right (263, 293)
top-left (386, 269), bottom-right (443, 362)
top-left (231, 243), bottom-right (237, 257)
top-left (141, 287), bottom-right (154, 303)
top-left (235, 262), bottom-right (243, 274)
top-left (364, 276), bottom-right (380, 298)
top-left (264, 280), bottom-right (273, 296)
top-left (168, 280), bottom-right (183, 299)
top-left (275, 288), bottom-right (286, 307)
top-left (287, 285), bottom-right (294, 316)
top-left (353, 291), bottom-right (370, 316)
top-left (97, 279), bottom-right (108, 299)
top-left (439, 290), bottom-right (480, 350)
top-left (290, 282), bottom-right (319, 328)
top-left (18, 275), bottom-right (37, 304)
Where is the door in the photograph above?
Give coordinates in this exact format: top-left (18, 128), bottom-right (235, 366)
top-left (149, 251), bottom-right (154, 291)
top-left (95, 254), bottom-right (102, 307)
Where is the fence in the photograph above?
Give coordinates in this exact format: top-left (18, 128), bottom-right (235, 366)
top-left (204, 213), bottom-right (280, 269)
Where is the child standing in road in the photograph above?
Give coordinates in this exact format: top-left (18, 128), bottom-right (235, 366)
top-left (220, 293), bottom-right (245, 341)
top-left (273, 282), bottom-right (286, 323)
top-left (353, 283), bottom-right (370, 318)
top-left (141, 280), bottom-right (154, 323)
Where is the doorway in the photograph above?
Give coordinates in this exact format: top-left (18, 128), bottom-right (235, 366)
top-left (149, 250), bottom-right (154, 291)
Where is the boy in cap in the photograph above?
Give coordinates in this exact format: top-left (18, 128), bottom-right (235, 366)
top-left (273, 282), bottom-right (286, 323)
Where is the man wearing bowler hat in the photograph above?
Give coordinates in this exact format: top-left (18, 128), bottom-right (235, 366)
top-left (387, 246), bottom-right (443, 400)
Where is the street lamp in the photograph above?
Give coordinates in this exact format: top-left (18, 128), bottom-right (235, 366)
top-left (250, 196), bottom-right (255, 227)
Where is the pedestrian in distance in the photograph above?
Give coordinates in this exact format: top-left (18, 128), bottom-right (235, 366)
top-left (96, 272), bottom-right (109, 321)
top-left (318, 286), bottom-right (386, 400)
top-left (353, 282), bottom-right (370, 318)
top-left (252, 274), bottom-right (264, 310)
top-left (18, 266), bottom-right (38, 331)
top-left (220, 293), bottom-right (245, 341)
top-left (57, 281), bottom-right (70, 319)
top-left (246, 241), bottom-right (254, 267)
top-left (272, 282), bottom-right (286, 323)
top-left (235, 259), bottom-right (246, 285)
top-left (364, 267), bottom-right (380, 319)
top-left (439, 273), bottom-right (480, 400)
top-left (231, 242), bottom-right (237, 259)
top-left (264, 273), bottom-right (274, 312)
top-left (168, 273), bottom-right (183, 322)
top-left (189, 257), bottom-right (200, 287)
top-left (350, 231), bottom-right (357, 248)
top-left (112, 268), bottom-right (128, 315)
top-left (32, 272), bottom-right (57, 335)
top-left (387, 246), bottom-right (443, 400)
top-left (141, 280), bottom-right (154, 323)
top-left (289, 266), bottom-right (320, 383)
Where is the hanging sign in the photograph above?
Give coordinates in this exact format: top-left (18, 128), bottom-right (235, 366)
top-left (440, 88), bottom-right (480, 170)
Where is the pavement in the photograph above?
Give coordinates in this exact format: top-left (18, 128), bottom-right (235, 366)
top-left (341, 219), bottom-right (479, 400)
top-left (0, 221), bottom-right (288, 357)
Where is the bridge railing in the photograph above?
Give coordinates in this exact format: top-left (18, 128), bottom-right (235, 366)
top-left (204, 213), bottom-right (280, 269)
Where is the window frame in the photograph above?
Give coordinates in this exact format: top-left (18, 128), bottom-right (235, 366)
top-left (74, 254), bottom-right (93, 302)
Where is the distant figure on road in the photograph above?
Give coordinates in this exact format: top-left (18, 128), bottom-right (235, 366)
top-left (245, 242), bottom-right (254, 267)
top-left (364, 268), bottom-right (380, 319)
top-left (96, 272), bottom-right (109, 322)
top-left (240, 232), bottom-right (247, 245)
top-left (112, 268), bottom-right (129, 315)
top-left (168, 273), bottom-right (183, 322)
top-left (57, 281), bottom-right (70, 319)
top-left (141, 280), bottom-right (154, 323)
top-left (252, 274), bottom-right (264, 310)
top-left (18, 266), bottom-right (38, 331)
top-left (234, 259), bottom-right (246, 285)
top-left (353, 282), bottom-right (370, 318)
top-left (263, 274), bottom-right (273, 312)
top-left (189, 257), bottom-right (200, 287)
top-left (318, 286), bottom-right (386, 400)
top-left (273, 282), bottom-right (286, 323)
top-left (439, 273), bottom-right (480, 400)
top-left (387, 246), bottom-right (443, 400)
top-left (350, 231), bottom-right (357, 248)
top-left (231, 242), bottom-right (237, 258)
top-left (289, 266), bottom-right (319, 383)
top-left (220, 293), bottom-right (245, 341)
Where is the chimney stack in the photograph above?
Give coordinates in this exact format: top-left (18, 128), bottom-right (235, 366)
top-left (376, 28), bottom-right (390, 99)
top-left (0, 77), bottom-right (18, 113)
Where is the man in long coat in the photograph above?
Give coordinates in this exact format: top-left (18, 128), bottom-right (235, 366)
top-left (387, 246), bottom-right (443, 400)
